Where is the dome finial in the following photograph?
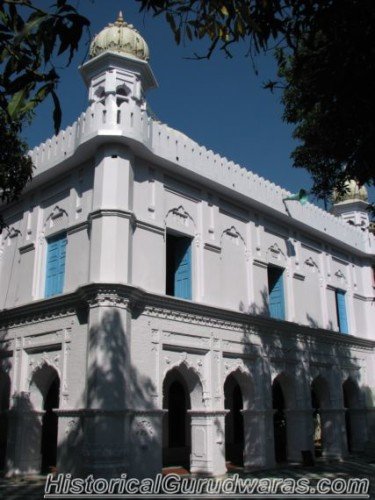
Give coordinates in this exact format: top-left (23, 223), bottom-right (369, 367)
top-left (114, 11), bottom-right (125, 26)
top-left (89, 11), bottom-right (150, 60)
top-left (332, 179), bottom-right (368, 204)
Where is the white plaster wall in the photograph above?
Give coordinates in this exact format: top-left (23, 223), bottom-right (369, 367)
top-left (0, 155), bottom-right (374, 342)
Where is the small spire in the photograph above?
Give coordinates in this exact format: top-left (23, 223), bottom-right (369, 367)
top-left (115, 11), bottom-right (124, 24)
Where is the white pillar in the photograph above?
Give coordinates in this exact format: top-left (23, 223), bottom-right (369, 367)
top-left (189, 411), bottom-right (227, 476)
top-left (345, 408), bottom-right (367, 453)
top-left (6, 396), bottom-right (43, 475)
top-left (320, 408), bottom-right (347, 459)
top-left (285, 409), bottom-right (314, 462)
top-left (242, 409), bottom-right (275, 470)
top-left (128, 409), bottom-right (164, 479)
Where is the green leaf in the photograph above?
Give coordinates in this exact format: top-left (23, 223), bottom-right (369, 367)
top-left (7, 88), bottom-right (27, 119)
top-left (51, 90), bottom-right (62, 134)
top-left (22, 11), bottom-right (47, 36)
top-left (220, 6), bottom-right (229, 17)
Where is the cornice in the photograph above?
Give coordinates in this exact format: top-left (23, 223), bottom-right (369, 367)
top-left (135, 218), bottom-right (164, 235)
top-left (88, 208), bottom-right (135, 222)
top-left (353, 293), bottom-right (374, 302)
top-left (0, 291), bottom-right (83, 329)
top-left (1, 283), bottom-right (374, 352)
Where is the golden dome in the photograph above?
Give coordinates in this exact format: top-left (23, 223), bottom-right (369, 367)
top-left (332, 179), bottom-right (368, 203)
top-left (89, 12), bottom-right (150, 61)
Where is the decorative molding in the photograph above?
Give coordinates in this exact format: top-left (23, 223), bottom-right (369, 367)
top-left (293, 272), bottom-right (305, 281)
top-left (88, 208), bottom-right (134, 223)
top-left (304, 256), bottom-right (319, 271)
top-left (203, 242), bottom-right (221, 254)
top-left (170, 205), bottom-right (189, 220)
top-left (27, 352), bottom-right (61, 385)
top-left (0, 283), bottom-right (374, 353)
top-left (135, 218), bottom-right (164, 236)
top-left (165, 205), bottom-right (195, 229)
top-left (269, 243), bottom-right (281, 254)
top-left (353, 293), bottom-right (374, 303)
top-left (66, 220), bottom-right (89, 235)
top-left (19, 242), bottom-right (35, 254)
top-left (132, 417), bottom-right (154, 448)
top-left (253, 258), bottom-right (268, 269)
top-left (335, 269), bottom-right (346, 281)
top-left (50, 205), bottom-right (67, 220)
top-left (6, 227), bottom-right (21, 239)
top-left (220, 226), bottom-right (246, 248)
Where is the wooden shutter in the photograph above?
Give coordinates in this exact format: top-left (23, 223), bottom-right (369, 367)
top-left (45, 234), bottom-right (67, 297)
top-left (174, 238), bottom-right (192, 300)
top-left (268, 267), bottom-right (285, 320)
top-left (336, 289), bottom-right (348, 334)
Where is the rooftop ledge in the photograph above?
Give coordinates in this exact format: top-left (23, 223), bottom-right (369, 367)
top-left (27, 100), bottom-right (374, 256)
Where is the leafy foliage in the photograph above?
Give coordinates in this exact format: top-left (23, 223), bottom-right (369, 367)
top-left (0, 0), bottom-right (89, 229)
top-left (137, 0), bottom-right (375, 205)
top-left (279, 0), bottom-right (375, 202)
top-left (0, 106), bottom-right (33, 208)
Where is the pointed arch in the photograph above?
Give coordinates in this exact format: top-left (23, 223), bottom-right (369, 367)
top-left (164, 205), bottom-right (196, 233)
top-left (220, 226), bottom-right (247, 250)
top-left (29, 362), bottom-right (60, 411)
top-left (162, 364), bottom-right (204, 471)
top-left (272, 372), bottom-right (296, 409)
top-left (343, 377), bottom-right (362, 409)
top-left (163, 361), bottom-right (204, 410)
top-left (311, 374), bottom-right (330, 409)
top-left (224, 371), bottom-right (246, 466)
top-left (224, 366), bottom-right (254, 411)
top-left (28, 362), bottom-right (60, 473)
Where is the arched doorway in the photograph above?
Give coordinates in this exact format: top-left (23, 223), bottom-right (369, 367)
top-left (0, 370), bottom-right (11, 471)
top-left (311, 376), bottom-right (329, 458)
top-left (163, 369), bottom-right (191, 470)
top-left (41, 375), bottom-right (60, 473)
top-left (30, 364), bottom-right (60, 474)
top-left (224, 374), bottom-right (244, 467)
top-left (272, 378), bottom-right (287, 463)
top-left (343, 378), bottom-right (361, 454)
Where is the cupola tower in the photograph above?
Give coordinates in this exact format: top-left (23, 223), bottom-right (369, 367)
top-left (332, 179), bottom-right (370, 230)
top-left (79, 12), bottom-right (157, 109)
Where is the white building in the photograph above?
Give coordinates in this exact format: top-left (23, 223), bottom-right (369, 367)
top-left (0, 13), bottom-right (374, 478)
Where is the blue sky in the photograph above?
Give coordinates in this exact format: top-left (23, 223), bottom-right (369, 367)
top-left (23, 0), bottom-right (373, 205)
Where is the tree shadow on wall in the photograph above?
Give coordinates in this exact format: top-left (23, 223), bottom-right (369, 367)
top-left (238, 297), bottom-right (374, 468)
top-left (0, 331), bottom-right (11, 475)
top-left (241, 288), bottom-right (270, 317)
top-left (58, 307), bottom-right (161, 479)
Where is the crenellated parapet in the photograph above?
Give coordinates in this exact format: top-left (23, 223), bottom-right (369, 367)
top-left (28, 99), bottom-right (374, 255)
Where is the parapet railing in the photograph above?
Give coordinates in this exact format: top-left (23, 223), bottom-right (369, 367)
top-left (29, 99), bottom-right (373, 254)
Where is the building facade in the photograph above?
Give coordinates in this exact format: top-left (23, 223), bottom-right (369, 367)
top-left (0, 13), bottom-right (374, 478)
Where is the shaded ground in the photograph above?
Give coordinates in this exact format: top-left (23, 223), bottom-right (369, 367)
top-left (0, 456), bottom-right (374, 499)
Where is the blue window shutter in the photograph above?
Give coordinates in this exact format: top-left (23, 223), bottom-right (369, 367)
top-left (174, 238), bottom-right (192, 300)
top-left (336, 290), bottom-right (348, 334)
top-left (269, 268), bottom-right (285, 320)
top-left (45, 234), bottom-right (67, 297)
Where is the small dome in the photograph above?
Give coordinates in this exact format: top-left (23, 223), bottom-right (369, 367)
top-left (89, 12), bottom-right (150, 61)
top-left (332, 179), bottom-right (368, 203)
